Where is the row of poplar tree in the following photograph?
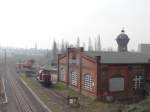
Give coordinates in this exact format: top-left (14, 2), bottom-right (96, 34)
top-left (50, 35), bottom-right (101, 65)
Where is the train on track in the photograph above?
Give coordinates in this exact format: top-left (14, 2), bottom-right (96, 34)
top-left (37, 65), bottom-right (57, 86)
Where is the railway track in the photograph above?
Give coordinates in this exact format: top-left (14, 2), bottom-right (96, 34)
top-left (7, 68), bottom-right (36, 112)
top-left (38, 82), bottom-right (71, 109)
top-left (46, 88), bottom-right (67, 105)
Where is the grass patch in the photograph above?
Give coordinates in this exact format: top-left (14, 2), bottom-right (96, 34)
top-left (49, 82), bottom-right (124, 112)
top-left (124, 96), bottom-right (150, 112)
top-left (20, 74), bottom-right (63, 112)
top-left (20, 74), bottom-right (127, 112)
top-left (52, 82), bottom-right (66, 91)
top-left (52, 82), bottom-right (79, 97)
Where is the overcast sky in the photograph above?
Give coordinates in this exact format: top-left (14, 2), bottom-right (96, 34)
top-left (0, 0), bottom-right (150, 50)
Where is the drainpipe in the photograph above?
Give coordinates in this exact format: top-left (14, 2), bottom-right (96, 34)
top-left (96, 56), bottom-right (101, 100)
top-left (67, 48), bottom-right (70, 87)
top-left (57, 54), bottom-right (60, 82)
top-left (79, 47), bottom-right (84, 94)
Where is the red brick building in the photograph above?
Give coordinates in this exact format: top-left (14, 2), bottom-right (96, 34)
top-left (58, 30), bottom-right (150, 101)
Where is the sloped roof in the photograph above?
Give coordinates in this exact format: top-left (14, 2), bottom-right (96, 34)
top-left (85, 51), bottom-right (150, 64)
top-left (41, 65), bottom-right (57, 71)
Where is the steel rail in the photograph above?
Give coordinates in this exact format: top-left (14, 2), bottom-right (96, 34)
top-left (7, 68), bottom-right (35, 112)
top-left (8, 73), bottom-right (24, 112)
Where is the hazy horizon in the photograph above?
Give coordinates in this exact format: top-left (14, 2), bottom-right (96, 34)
top-left (0, 0), bottom-right (150, 51)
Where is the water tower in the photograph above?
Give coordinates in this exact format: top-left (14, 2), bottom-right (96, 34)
top-left (116, 29), bottom-right (130, 52)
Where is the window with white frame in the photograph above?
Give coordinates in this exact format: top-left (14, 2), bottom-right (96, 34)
top-left (60, 67), bottom-right (65, 81)
top-left (84, 74), bottom-right (93, 91)
top-left (70, 71), bottom-right (78, 86)
top-left (109, 77), bottom-right (124, 92)
top-left (133, 74), bottom-right (144, 89)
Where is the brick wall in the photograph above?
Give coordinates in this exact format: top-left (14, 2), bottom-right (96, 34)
top-left (58, 48), bottom-right (150, 100)
top-left (81, 55), bottom-right (97, 97)
top-left (59, 55), bottom-right (68, 83)
top-left (58, 48), bottom-right (98, 97)
top-left (101, 64), bottom-right (147, 99)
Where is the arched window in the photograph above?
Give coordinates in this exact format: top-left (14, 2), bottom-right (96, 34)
top-left (60, 67), bottom-right (65, 81)
top-left (109, 76), bottom-right (124, 92)
top-left (133, 74), bottom-right (144, 89)
top-left (83, 74), bottom-right (93, 91)
top-left (70, 71), bottom-right (78, 86)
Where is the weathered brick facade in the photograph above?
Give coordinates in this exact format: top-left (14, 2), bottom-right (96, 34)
top-left (58, 47), bottom-right (150, 101)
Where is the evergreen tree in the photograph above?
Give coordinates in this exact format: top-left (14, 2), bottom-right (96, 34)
top-left (97, 35), bottom-right (101, 51)
top-left (35, 42), bottom-right (37, 50)
top-left (52, 40), bottom-right (58, 65)
top-left (82, 42), bottom-right (85, 48)
top-left (61, 39), bottom-right (65, 53)
top-left (76, 36), bottom-right (80, 48)
top-left (88, 37), bottom-right (93, 51)
top-left (95, 37), bottom-right (97, 51)
top-left (65, 41), bottom-right (69, 51)
top-left (107, 47), bottom-right (113, 51)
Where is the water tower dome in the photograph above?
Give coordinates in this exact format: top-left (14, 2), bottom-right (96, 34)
top-left (116, 29), bottom-right (130, 52)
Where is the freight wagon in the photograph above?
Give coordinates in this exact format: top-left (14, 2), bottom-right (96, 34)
top-left (16, 59), bottom-right (35, 74)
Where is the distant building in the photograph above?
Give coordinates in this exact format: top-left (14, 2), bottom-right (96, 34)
top-left (58, 30), bottom-right (150, 101)
top-left (139, 44), bottom-right (150, 54)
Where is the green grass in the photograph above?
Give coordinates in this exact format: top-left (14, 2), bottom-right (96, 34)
top-left (52, 82), bottom-right (66, 91)
top-left (124, 96), bottom-right (150, 112)
top-left (21, 74), bottom-right (127, 112)
top-left (21, 74), bottom-right (63, 112)
top-left (52, 82), bottom-right (80, 97)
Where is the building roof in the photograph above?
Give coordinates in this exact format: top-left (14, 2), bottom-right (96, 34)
top-left (139, 44), bottom-right (150, 54)
top-left (85, 51), bottom-right (150, 64)
top-left (41, 65), bottom-right (57, 71)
